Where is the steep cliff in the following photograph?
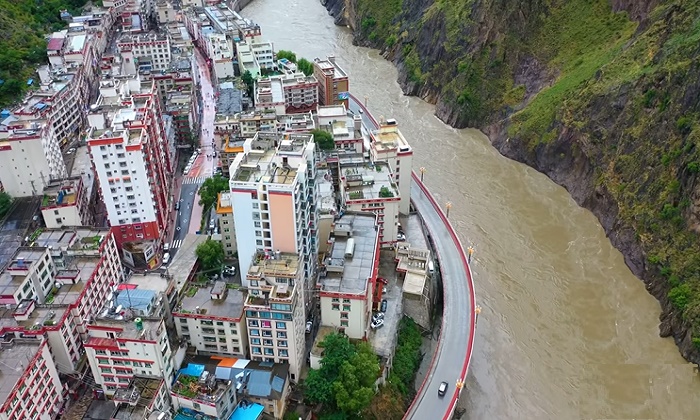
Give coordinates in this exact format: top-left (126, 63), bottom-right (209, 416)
top-left (325, 0), bottom-right (700, 363)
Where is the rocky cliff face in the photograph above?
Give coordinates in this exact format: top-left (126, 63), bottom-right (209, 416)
top-left (323, 0), bottom-right (700, 363)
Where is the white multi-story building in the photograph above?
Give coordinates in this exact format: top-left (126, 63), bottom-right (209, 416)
top-left (244, 252), bottom-right (306, 382)
top-left (369, 119), bottom-right (413, 215)
top-left (117, 31), bottom-right (172, 73)
top-left (173, 280), bottom-right (248, 357)
top-left (40, 177), bottom-right (93, 228)
top-left (216, 193), bottom-right (237, 257)
top-left (205, 32), bottom-right (236, 80)
top-left (336, 159), bottom-right (401, 245)
top-left (0, 228), bottom-right (123, 374)
top-left (0, 118), bottom-right (67, 196)
top-left (84, 316), bottom-right (175, 395)
top-left (255, 78), bottom-right (286, 115)
top-left (318, 213), bottom-right (380, 339)
top-left (278, 72), bottom-right (319, 114)
top-left (316, 104), bottom-right (363, 153)
top-left (229, 133), bottom-right (318, 288)
top-left (87, 77), bottom-right (173, 253)
top-left (0, 338), bottom-right (65, 420)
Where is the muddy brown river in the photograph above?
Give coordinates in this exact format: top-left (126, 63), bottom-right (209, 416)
top-left (242, 0), bottom-right (700, 418)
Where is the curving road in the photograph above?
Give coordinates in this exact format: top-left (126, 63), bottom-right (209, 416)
top-left (348, 93), bottom-right (476, 419)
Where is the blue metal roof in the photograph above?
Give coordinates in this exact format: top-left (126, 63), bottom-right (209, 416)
top-left (246, 370), bottom-right (271, 397)
top-left (228, 402), bottom-right (264, 420)
top-left (115, 289), bottom-right (155, 313)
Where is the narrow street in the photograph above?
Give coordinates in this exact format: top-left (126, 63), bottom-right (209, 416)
top-left (169, 47), bottom-right (219, 253)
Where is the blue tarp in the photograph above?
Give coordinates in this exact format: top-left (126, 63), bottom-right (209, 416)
top-left (179, 363), bottom-right (205, 378)
top-left (115, 289), bottom-right (155, 313)
top-left (228, 402), bottom-right (264, 420)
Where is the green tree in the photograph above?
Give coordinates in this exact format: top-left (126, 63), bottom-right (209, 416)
top-left (276, 50), bottom-right (297, 63)
top-left (297, 58), bottom-right (314, 76)
top-left (195, 239), bottom-right (224, 271)
top-left (241, 70), bottom-right (255, 98)
top-left (304, 333), bottom-right (379, 415)
top-left (198, 174), bottom-right (229, 210)
top-left (0, 192), bottom-right (12, 219)
top-left (310, 129), bottom-right (335, 150)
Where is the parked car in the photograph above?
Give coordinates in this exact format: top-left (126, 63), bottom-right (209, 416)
top-left (380, 299), bottom-right (387, 312)
top-left (175, 202), bottom-right (180, 211)
top-left (306, 321), bottom-right (313, 333)
top-left (397, 233), bottom-right (406, 242)
top-left (372, 312), bottom-right (384, 323)
top-left (371, 319), bottom-right (384, 329)
top-left (197, 148), bottom-right (202, 154)
top-left (162, 253), bottom-right (170, 265)
top-left (163, 243), bottom-right (170, 251)
top-left (224, 266), bottom-right (236, 276)
top-left (382, 287), bottom-right (387, 294)
top-left (438, 381), bottom-right (448, 397)
top-left (377, 277), bottom-right (388, 285)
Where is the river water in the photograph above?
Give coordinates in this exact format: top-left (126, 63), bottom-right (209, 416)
top-left (242, 1), bottom-right (700, 418)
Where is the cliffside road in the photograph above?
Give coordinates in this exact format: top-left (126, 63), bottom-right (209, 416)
top-left (405, 177), bottom-right (476, 420)
top-left (348, 93), bottom-right (476, 419)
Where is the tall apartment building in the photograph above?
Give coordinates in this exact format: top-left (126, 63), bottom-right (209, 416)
top-left (0, 228), bottom-right (123, 401)
top-left (40, 177), bottom-right (94, 228)
top-left (87, 77), bottom-right (173, 257)
top-left (117, 31), bottom-right (172, 73)
top-left (255, 73), bottom-right (319, 115)
top-left (0, 117), bottom-right (67, 196)
top-left (172, 280), bottom-right (247, 357)
top-left (205, 32), bottom-right (236, 80)
top-left (0, 338), bottom-right (65, 420)
top-left (229, 133), bottom-right (318, 289)
top-left (313, 56), bottom-right (349, 108)
top-left (216, 193), bottom-right (237, 257)
top-left (368, 119), bottom-right (413, 215)
top-left (244, 251), bottom-right (306, 381)
top-left (318, 213), bottom-right (380, 339)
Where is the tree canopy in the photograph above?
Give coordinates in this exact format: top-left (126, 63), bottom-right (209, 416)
top-left (195, 239), bottom-right (225, 272)
top-left (0, 0), bottom-right (90, 106)
top-left (304, 333), bottom-right (380, 415)
top-left (310, 129), bottom-right (335, 150)
top-left (241, 70), bottom-right (255, 98)
top-left (0, 192), bottom-right (12, 219)
top-left (198, 174), bottom-right (229, 210)
top-left (275, 50), bottom-right (314, 76)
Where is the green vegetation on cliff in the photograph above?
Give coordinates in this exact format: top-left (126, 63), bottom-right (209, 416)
top-left (352, 0), bottom-right (700, 356)
top-left (0, 0), bottom-right (89, 106)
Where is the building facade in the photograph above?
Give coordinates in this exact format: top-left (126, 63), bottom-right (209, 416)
top-left (313, 56), bottom-right (349, 108)
top-left (41, 177), bottom-right (93, 228)
top-left (216, 193), bottom-right (237, 257)
top-left (229, 133), bottom-right (318, 288)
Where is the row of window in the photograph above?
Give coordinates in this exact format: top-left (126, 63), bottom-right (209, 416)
top-left (251, 347), bottom-right (288, 357)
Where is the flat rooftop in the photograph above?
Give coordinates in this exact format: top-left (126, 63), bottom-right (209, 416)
top-left (371, 123), bottom-right (411, 152)
top-left (321, 214), bottom-right (377, 295)
top-left (91, 317), bottom-right (162, 341)
top-left (313, 57), bottom-right (347, 78)
top-left (217, 82), bottom-right (243, 116)
top-left (69, 146), bottom-right (96, 201)
top-left (231, 134), bottom-right (313, 185)
top-left (0, 340), bottom-right (42, 404)
top-left (169, 234), bottom-right (208, 293)
top-left (34, 228), bottom-right (109, 251)
top-left (342, 161), bottom-right (400, 201)
top-left (111, 376), bottom-right (164, 420)
top-left (179, 281), bottom-right (245, 320)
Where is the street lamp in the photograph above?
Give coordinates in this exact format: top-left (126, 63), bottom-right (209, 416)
top-left (419, 167), bottom-right (426, 182)
top-left (446, 202), bottom-right (452, 218)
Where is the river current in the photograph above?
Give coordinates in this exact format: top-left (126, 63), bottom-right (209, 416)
top-left (242, 1), bottom-right (700, 418)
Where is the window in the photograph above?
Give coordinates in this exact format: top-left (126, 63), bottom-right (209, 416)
top-left (277, 340), bottom-right (287, 347)
top-left (343, 305), bottom-right (351, 311)
top-left (279, 349), bottom-right (288, 357)
top-left (277, 331), bottom-right (287, 339)
top-left (332, 304), bottom-right (340, 311)
top-left (275, 321), bottom-right (286, 329)
top-left (340, 320), bottom-right (349, 327)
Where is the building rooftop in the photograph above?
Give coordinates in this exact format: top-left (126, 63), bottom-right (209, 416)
top-left (230, 133), bottom-right (313, 185)
top-left (217, 82), bottom-right (244, 116)
top-left (370, 121), bottom-right (411, 153)
top-left (313, 56), bottom-right (347, 79)
top-left (69, 146), bottom-right (96, 201)
top-left (178, 281), bottom-right (245, 321)
top-left (255, 78), bottom-right (284, 106)
top-left (33, 227), bottom-right (109, 252)
top-left (171, 358), bottom-right (233, 405)
top-left (341, 161), bottom-right (399, 201)
top-left (0, 339), bottom-right (43, 407)
top-left (41, 177), bottom-right (82, 209)
top-left (169, 234), bottom-right (208, 293)
top-left (111, 376), bottom-right (166, 420)
top-left (315, 167), bottom-right (337, 215)
top-left (91, 316), bottom-right (164, 342)
top-left (217, 192), bottom-right (233, 215)
top-left (320, 213), bottom-right (378, 295)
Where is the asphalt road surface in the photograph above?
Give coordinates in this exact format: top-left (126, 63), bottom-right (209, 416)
top-left (404, 180), bottom-right (474, 420)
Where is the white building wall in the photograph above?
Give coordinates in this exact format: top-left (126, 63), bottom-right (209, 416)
top-left (0, 136), bottom-right (64, 197)
top-left (231, 189), bottom-right (255, 287)
top-left (42, 206), bottom-right (83, 229)
top-left (174, 316), bottom-right (248, 356)
top-left (319, 296), bottom-right (367, 339)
